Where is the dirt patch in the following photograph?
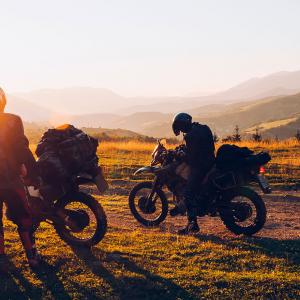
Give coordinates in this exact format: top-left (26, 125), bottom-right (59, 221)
top-left (104, 182), bottom-right (300, 241)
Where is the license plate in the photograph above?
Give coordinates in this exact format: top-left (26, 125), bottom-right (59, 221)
top-left (257, 174), bottom-right (271, 194)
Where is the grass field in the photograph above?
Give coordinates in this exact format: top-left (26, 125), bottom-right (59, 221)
top-left (97, 140), bottom-right (300, 188)
top-left (3, 140), bottom-right (300, 299)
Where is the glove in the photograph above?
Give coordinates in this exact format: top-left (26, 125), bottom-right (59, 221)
top-left (23, 176), bottom-right (42, 189)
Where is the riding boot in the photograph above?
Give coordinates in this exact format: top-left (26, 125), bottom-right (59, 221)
top-left (18, 227), bottom-right (42, 269)
top-left (26, 249), bottom-right (43, 269)
top-left (170, 206), bottom-right (182, 217)
top-left (177, 208), bottom-right (200, 235)
top-left (177, 219), bottom-right (200, 235)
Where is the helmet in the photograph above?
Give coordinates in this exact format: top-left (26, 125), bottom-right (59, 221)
top-left (0, 88), bottom-right (7, 111)
top-left (172, 113), bottom-right (192, 136)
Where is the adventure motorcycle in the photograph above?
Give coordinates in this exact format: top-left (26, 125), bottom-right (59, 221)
top-left (129, 140), bottom-right (271, 236)
top-left (26, 168), bottom-right (108, 247)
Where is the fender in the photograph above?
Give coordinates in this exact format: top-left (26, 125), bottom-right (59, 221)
top-left (134, 166), bottom-right (159, 175)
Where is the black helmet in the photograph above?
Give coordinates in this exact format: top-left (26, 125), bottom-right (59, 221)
top-left (172, 113), bottom-right (192, 136)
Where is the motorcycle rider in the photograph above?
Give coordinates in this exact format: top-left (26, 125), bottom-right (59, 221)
top-left (0, 88), bottom-right (42, 272)
top-left (172, 112), bottom-right (215, 234)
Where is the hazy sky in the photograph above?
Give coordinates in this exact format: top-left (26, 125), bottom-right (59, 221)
top-left (1, 0), bottom-right (300, 97)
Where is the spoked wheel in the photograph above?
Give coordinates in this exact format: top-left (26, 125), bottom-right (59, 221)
top-left (219, 187), bottom-right (267, 236)
top-left (54, 192), bottom-right (107, 247)
top-left (129, 181), bottom-right (168, 227)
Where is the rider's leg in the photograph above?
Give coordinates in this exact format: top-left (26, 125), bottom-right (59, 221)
top-left (5, 189), bottom-right (42, 268)
top-left (178, 169), bottom-right (205, 235)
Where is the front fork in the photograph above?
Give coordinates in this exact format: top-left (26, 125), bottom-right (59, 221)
top-left (147, 177), bottom-right (162, 205)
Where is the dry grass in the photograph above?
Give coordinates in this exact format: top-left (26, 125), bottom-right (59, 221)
top-left (99, 141), bottom-right (157, 153)
top-left (95, 140), bottom-right (300, 187)
top-left (31, 139), bottom-right (300, 185)
top-left (3, 139), bottom-right (295, 299)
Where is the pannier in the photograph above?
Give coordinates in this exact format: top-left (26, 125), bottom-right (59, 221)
top-left (216, 144), bottom-right (270, 171)
top-left (213, 144), bottom-right (271, 190)
top-left (244, 152), bottom-right (271, 167)
top-left (216, 144), bottom-right (253, 170)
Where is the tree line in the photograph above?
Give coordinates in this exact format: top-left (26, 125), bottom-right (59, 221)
top-left (213, 126), bottom-right (300, 143)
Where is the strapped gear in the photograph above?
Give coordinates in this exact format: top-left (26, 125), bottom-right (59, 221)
top-left (36, 124), bottom-right (99, 184)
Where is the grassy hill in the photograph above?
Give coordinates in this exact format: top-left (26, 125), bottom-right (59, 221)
top-left (24, 123), bottom-right (159, 144)
top-left (9, 73), bottom-right (300, 139)
top-left (21, 92), bottom-right (300, 139)
top-left (130, 93), bottom-right (300, 138)
top-left (245, 116), bottom-right (300, 139)
top-left (200, 93), bottom-right (300, 136)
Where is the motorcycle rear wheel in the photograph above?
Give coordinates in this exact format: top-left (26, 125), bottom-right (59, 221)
top-left (129, 181), bottom-right (168, 227)
top-left (54, 192), bottom-right (107, 247)
top-left (219, 186), bottom-right (266, 236)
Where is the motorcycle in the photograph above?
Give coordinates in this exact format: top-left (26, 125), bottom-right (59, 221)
top-left (26, 166), bottom-right (108, 247)
top-left (129, 139), bottom-right (271, 236)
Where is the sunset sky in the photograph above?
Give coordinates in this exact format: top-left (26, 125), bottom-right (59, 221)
top-left (1, 0), bottom-right (300, 97)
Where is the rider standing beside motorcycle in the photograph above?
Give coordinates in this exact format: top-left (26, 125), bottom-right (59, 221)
top-left (172, 112), bottom-right (215, 234)
top-left (0, 88), bottom-right (41, 272)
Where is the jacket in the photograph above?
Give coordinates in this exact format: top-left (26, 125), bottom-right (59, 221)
top-left (0, 113), bottom-right (37, 188)
top-left (184, 122), bottom-right (215, 170)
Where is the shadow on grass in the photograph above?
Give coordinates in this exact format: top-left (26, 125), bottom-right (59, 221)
top-left (71, 245), bottom-right (195, 300)
top-left (0, 260), bottom-right (44, 300)
top-left (195, 234), bottom-right (300, 265)
top-left (32, 260), bottom-right (72, 300)
top-left (1, 259), bottom-right (72, 299)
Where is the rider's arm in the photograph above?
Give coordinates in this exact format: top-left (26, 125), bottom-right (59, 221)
top-left (184, 133), bottom-right (200, 164)
top-left (12, 116), bottom-right (38, 181)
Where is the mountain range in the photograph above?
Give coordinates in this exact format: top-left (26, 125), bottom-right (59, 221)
top-left (6, 70), bottom-right (300, 139)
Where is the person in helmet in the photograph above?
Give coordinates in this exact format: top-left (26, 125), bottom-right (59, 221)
top-left (172, 112), bottom-right (215, 234)
top-left (0, 88), bottom-right (42, 272)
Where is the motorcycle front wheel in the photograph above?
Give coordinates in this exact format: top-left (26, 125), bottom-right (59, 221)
top-left (54, 192), bottom-right (107, 247)
top-left (129, 181), bottom-right (168, 227)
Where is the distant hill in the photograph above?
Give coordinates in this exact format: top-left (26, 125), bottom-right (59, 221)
top-left (244, 115), bottom-right (300, 139)
top-left (6, 95), bottom-right (55, 122)
top-left (11, 70), bottom-right (300, 116)
top-left (64, 93), bottom-right (300, 138)
top-left (118, 70), bottom-right (300, 114)
top-left (81, 127), bottom-right (145, 139)
top-left (24, 123), bottom-right (153, 144)
top-left (69, 111), bottom-right (172, 135)
top-left (205, 71), bottom-right (300, 104)
top-left (14, 88), bottom-right (128, 115)
top-left (198, 93), bottom-right (300, 135)
top-left (132, 93), bottom-right (300, 138)
top-left (260, 117), bottom-right (300, 139)
top-left (7, 70), bottom-right (300, 139)
top-left (12, 91), bottom-right (300, 139)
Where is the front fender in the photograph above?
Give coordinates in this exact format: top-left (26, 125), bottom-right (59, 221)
top-left (134, 166), bottom-right (158, 175)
